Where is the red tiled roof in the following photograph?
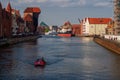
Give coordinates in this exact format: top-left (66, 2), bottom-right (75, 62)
top-left (12, 9), bottom-right (21, 16)
top-left (24, 14), bottom-right (32, 21)
top-left (64, 21), bottom-right (71, 26)
top-left (33, 7), bottom-right (41, 12)
top-left (24, 7), bottom-right (41, 13)
top-left (88, 18), bottom-right (112, 24)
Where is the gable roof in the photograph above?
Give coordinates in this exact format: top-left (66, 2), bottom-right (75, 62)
top-left (64, 21), bottom-right (71, 26)
top-left (6, 2), bottom-right (12, 13)
top-left (24, 7), bottom-right (41, 13)
top-left (88, 18), bottom-right (112, 24)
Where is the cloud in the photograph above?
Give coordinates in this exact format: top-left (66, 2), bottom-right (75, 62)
top-left (17, 0), bottom-right (48, 4)
top-left (49, 0), bottom-right (86, 7)
top-left (94, 2), bottom-right (112, 7)
top-left (15, 0), bottom-right (87, 7)
top-left (2, 0), bottom-right (112, 8)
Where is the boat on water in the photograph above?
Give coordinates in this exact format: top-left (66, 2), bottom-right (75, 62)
top-left (57, 26), bottom-right (72, 37)
top-left (57, 28), bottom-right (72, 37)
top-left (57, 21), bottom-right (72, 37)
top-left (34, 58), bottom-right (46, 67)
top-left (57, 33), bottom-right (72, 37)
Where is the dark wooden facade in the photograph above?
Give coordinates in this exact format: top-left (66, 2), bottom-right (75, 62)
top-left (0, 2), bottom-right (12, 38)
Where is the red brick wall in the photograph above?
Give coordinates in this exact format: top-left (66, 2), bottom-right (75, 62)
top-left (72, 24), bottom-right (82, 36)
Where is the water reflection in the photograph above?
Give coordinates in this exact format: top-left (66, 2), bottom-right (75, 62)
top-left (0, 37), bottom-right (120, 80)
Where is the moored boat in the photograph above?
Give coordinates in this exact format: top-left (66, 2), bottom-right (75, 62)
top-left (57, 33), bottom-right (71, 37)
top-left (57, 21), bottom-right (72, 37)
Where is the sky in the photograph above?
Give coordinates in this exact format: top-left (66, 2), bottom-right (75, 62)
top-left (0, 0), bottom-right (114, 26)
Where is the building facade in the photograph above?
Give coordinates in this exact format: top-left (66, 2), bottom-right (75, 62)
top-left (114, 0), bottom-right (120, 35)
top-left (11, 11), bottom-right (19, 36)
top-left (24, 7), bottom-right (41, 34)
top-left (58, 21), bottom-right (72, 33)
top-left (81, 18), bottom-right (112, 36)
top-left (0, 2), bottom-right (3, 38)
top-left (82, 18), bottom-right (89, 36)
top-left (106, 20), bottom-right (115, 35)
top-left (72, 24), bottom-right (81, 36)
top-left (0, 2), bottom-right (42, 39)
top-left (0, 2), bottom-right (13, 38)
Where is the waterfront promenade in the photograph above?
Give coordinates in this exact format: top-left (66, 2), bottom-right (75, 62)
top-left (94, 36), bottom-right (120, 54)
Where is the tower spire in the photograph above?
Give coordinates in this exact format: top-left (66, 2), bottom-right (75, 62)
top-left (6, 2), bottom-right (12, 13)
top-left (0, 2), bottom-right (2, 8)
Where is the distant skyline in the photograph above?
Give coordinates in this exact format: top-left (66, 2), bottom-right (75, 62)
top-left (0, 0), bottom-right (114, 26)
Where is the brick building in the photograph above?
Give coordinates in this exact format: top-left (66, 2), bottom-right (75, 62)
top-left (0, 2), bottom-right (2, 38)
top-left (24, 7), bottom-right (41, 34)
top-left (0, 2), bottom-right (12, 38)
top-left (72, 24), bottom-right (81, 36)
top-left (114, 0), bottom-right (120, 35)
top-left (11, 8), bottom-right (25, 36)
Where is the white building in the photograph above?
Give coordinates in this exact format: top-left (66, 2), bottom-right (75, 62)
top-left (58, 21), bottom-right (72, 33)
top-left (11, 11), bottom-right (19, 36)
top-left (82, 17), bottom-right (112, 36)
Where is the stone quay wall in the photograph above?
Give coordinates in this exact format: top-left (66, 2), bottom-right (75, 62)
top-left (0, 36), bottom-right (39, 47)
top-left (94, 37), bottom-right (120, 54)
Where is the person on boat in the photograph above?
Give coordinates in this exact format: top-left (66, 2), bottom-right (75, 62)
top-left (41, 57), bottom-right (44, 61)
top-left (41, 57), bottom-right (46, 63)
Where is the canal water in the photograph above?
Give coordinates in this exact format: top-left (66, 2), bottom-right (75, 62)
top-left (0, 36), bottom-right (120, 80)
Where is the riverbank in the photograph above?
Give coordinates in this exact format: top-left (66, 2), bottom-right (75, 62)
top-left (93, 37), bottom-right (120, 54)
top-left (0, 35), bottom-right (40, 47)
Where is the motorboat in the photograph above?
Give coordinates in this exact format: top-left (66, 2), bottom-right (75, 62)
top-left (34, 58), bottom-right (46, 66)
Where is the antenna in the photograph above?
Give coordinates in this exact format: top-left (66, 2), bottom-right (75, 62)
top-left (78, 18), bottom-right (81, 23)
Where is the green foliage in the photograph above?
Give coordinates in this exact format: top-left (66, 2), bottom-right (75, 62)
top-left (45, 28), bottom-right (49, 32)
